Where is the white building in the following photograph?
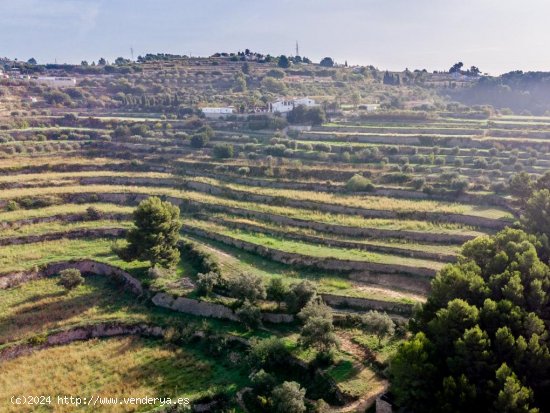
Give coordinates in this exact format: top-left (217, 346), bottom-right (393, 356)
top-left (201, 107), bottom-right (234, 118)
top-left (269, 97), bottom-right (317, 114)
top-left (34, 77), bottom-right (77, 88)
top-left (361, 104), bottom-right (380, 112)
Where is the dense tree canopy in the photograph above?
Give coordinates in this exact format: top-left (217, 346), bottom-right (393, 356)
top-left (390, 228), bottom-right (550, 413)
top-left (116, 197), bottom-right (182, 268)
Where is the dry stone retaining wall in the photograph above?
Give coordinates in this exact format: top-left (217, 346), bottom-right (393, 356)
top-left (183, 225), bottom-right (437, 278)
top-left (184, 180), bottom-right (509, 230)
top-left (207, 217), bottom-right (456, 263)
top-left (0, 259), bottom-right (143, 295)
top-left (152, 293), bottom-right (294, 323)
top-left (321, 293), bottom-right (413, 315)
top-left (0, 227), bottom-right (125, 246)
top-left (0, 322), bottom-right (164, 361)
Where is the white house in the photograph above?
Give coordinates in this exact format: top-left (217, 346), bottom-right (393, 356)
top-left (269, 97), bottom-right (317, 114)
top-left (361, 103), bottom-right (380, 112)
top-left (201, 107), bottom-right (234, 118)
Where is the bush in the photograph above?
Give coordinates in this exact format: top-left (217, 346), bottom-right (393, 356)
top-left (285, 280), bottom-right (317, 313)
top-left (148, 266), bottom-right (173, 279)
top-left (250, 369), bottom-right (276, 394)
top-left (212, 143), bottom-right (234, 159)
top-left (229, 273), bottom-right (266, 303)
top-left (248, 337), bottom-right (290, 369)
top-left (6, 200), bottom-right (20, 211)
top-left (190, 133), bottom-right (209, 148)
top-left (411, 177), bottom-right (425, 190)
top-left (361, 310), bottom-right (395, 345)
top-left (196, 271), bottom-right (219, 296)
top-left (236, 300), bottom-right (262, 330)
top-left (345, 174), bottom-right (375, 192)
top-left (271, 381), bottom-right (306, 413)
top-left (58, 269), bottom-right (84, 291)
top-left (85, 206), bottom-right (101, 220)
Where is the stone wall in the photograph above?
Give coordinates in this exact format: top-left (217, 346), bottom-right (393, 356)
top-left (185, 180), bottom-right (509, 230)
top-left (152, 293), bottom-right (295, 324)
top-left (0, 227), bottom-right (125, 246)
top-left (0, 322), bottom-right (164, 361)
top-left (54, 190), bottom-right (476, 244)
top-left (0, 212), bottom-right (130, 230)
top-left (207, 217), bottom-right (456, 263)
top-left (183, 225), bottom-right (437, 278)
top-left (0, 259), bottom-right (143, 295)
top-left (321, 293), bottom-right (413, 315)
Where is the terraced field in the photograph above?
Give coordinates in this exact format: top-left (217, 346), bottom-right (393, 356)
top-left (3, 57), bottom-right (547, 411)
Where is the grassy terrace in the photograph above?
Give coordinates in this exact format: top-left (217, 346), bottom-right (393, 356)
top-left (0, 156), bottom-right (127, 171)
top-left (0, 275), bottom-right (155, 344)
top-left (192, 177), bottom-right (513, 220)
top-left (0, 233), bottom-right (423, 304)
top-left (186, 219), bottom-right (445, 271)
top-left (0, 170), bottom-right (177, 184)
top-left (187, 236), bottom-right (424, 303)
top-left (0, 203), bottom-right (133, 222)
top-left (0, 239), bottom-right (141, 274)
top-left (0, 184), bottom-right (485, 236)
top-left (208, 215), bottom-right (462, 255)
top-left (0, 337), bottom-right (248, 412)
top-left (0, 220), bottom-right (130, 239)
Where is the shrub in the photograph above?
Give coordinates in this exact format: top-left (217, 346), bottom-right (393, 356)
top-left (6, 200), bottom-right (20, 211)
top-left (212, 143), bottom-right (234, 159)
top-left (236, 300), bottom-right (262, 330)
top-left (229, 273), bottom-right (266, 303)
top-left (285, 280), bottom-right (317, 313)
top-left (85, 206), bottom-right (101, 220)
top-left (248, 337), bottom-right (290, 369)
top-left (345, 174), bottom-right (375, 192)
top-left (271, 381), bottom-right (306, 413)
top-left (267, 278), bottom-right (288, 310)
top-left (361, 310), bottom-right (395, 345)
top-left (250, 369), bottom-right (276, 394)
top-left (147, 266), bottom-right (173, 279)
top-left (58, 269), bottom-right (84, 291)
top-left (411, 177), bottom-right (425, 190)
top-left (190, 133), bottom-right (209, 148)
top-left (196, 271), bottom-right (219, 296)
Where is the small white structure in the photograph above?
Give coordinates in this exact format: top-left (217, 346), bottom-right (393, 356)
top-left (34, 77), bottom-right (76, 87)
top-left (269, 97), bottom-right (317, 114)
top-left (201, 107), bottom-right (234, 118)
top-left (362, 103), bottom-right (380, 112)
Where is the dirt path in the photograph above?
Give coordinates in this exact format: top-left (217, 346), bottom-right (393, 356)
top-left (335, 332), bottom-right (388, 413)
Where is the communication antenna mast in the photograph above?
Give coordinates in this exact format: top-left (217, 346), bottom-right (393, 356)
top-left (295, 41), bottom-right (299, 57)
top-left (130, 47), bottom-right (134, 61)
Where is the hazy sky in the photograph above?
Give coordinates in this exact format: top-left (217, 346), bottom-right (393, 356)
top-left (1, 0), bottom-right (549, 75)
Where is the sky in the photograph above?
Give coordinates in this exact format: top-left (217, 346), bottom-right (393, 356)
top-left (0, 0), bottom-right (549, 75)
